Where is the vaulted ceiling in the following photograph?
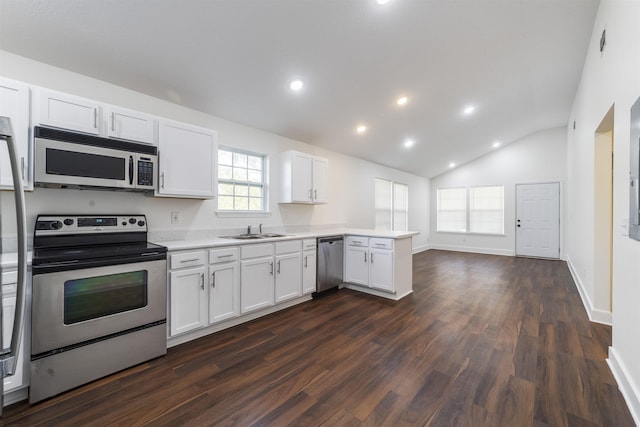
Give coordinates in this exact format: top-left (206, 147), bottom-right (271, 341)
top-left (0, 0), bottom-right (599, 178)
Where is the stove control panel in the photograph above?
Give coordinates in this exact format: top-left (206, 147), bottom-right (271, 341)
top-left (35, 215), bottom-right (148, 235)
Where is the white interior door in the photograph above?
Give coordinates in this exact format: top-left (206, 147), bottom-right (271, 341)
top-left (516, 183), bottom-right (560, 259)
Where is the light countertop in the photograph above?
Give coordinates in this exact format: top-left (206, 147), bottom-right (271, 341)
top-left (157, 228), bottom-right (419, 252)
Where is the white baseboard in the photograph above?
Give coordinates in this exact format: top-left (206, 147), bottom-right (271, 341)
top-left (608, 346), bottom-right (640, 426)
top-left (566, 256), bottom-right (612, 325)
top-left (412, 244), bottom-right (430, 254)
top-left (428, 243), bottom-right (514, 257)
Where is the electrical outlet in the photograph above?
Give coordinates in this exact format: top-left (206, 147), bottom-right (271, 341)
top-left (171, 211), bottom-right (180, 224)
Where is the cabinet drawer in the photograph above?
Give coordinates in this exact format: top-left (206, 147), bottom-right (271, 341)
top-left (302, 239), bottom-right (317, 251)
top-left (241, 243), bottom-right (274, 259)
top-left (209, 247), bottom-right (239, 264)
top-left (1, 271), bottom-right (18, 287)
top-left (275, 240), bottom-right (301, 255)
top-left (369, 238), bottom-right (393, 250)
top-left (170, 251), bottom-right (206, 269)
top-left (346, 236), bottom-right (369, 247)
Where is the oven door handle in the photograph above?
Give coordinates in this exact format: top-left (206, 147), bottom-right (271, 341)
top-left (0, 117), bottom-right (28, 413)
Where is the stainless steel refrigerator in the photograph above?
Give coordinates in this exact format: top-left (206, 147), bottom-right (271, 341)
top-left (0, 116), bottom-right (27, 416)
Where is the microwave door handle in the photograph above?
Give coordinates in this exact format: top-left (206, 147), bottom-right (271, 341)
top-left (129, 155), bottom-right (134, 186)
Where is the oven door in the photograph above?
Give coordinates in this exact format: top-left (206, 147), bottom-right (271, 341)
top-left (31, 258), bottom-right (166, 356)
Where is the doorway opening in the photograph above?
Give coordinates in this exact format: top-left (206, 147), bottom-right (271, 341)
top-left (594, 105), bottom-right (614, 313)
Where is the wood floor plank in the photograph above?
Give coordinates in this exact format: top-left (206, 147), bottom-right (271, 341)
top-left (2, 250), bottom-right (635, 426)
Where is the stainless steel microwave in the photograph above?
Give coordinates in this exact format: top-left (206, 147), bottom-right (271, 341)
top-left (34, 126), bottom-right (157, 191)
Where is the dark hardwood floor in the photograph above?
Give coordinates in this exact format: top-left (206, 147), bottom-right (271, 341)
top-left (2, 250), bottom-right (635, 426)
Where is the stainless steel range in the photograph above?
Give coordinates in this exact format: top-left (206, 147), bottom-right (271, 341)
top-left (30, 214), bottom-right (168, 403)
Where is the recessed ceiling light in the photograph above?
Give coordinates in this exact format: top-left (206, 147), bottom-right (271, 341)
top-left (397, 96), bottom-right (408, 106)
top-left (356, 125), bottom-right (367, 134)
top-left (463, 105), bottom-right (475, 116)
top-left (492, 141), bottom-right (501, 148)
top-left (377, 0), bottom-right (391, 5)
top-left (404, 139), bottom-right (415, 148)
top-left (289, 80), bottom-right (304, 91)
top-left (449, 162), bottom-right (456, 168)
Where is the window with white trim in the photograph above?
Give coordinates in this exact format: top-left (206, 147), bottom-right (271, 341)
top-left (217, 148), bottom-right (266, 211)
top-left (375, 178), bottom-right (409, 231)
top-left (437, 185), bottom-right (505, 234)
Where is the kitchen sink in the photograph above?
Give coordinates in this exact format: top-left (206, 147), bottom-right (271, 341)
top-left (219, 233), bottom-right (289, 240)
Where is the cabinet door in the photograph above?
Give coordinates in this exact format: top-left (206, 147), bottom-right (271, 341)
top-left (345, 246), bottom-right (369, 286)
top-left (209, 262), bottom-right (239, 324)
top-left (369, 248), bottom-right (394, 292)
top-left (35, 88), bottom-right (100, 135)
top-left (0, 78), bottom-right (31, 190)
top-left (312, 157), bottom-right (328, 203)
top-left (106, 106), bottom-right (156, 144)
top-left (240, 257), bottom-right (275, 314)
top-left (302, 250), bottom-right (317, 294)
top-left (275, 252), bottom-right (302, 303)
top-left (157, 120), bottom-right (217, 198)
top-left (2, 272), bottom-right (25, 393)
top-left (291, 152), bottom-right (313, 202)
top-left (170, 266), bottom-right (207, 336)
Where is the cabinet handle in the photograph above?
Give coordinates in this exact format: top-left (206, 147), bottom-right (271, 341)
top-left (217, 254), bottom-right (234, 259)
top-left (375, 243), bottom-right (386, 247)
top-left (270, 262), bottom-right (274, 275)
top-left (352, 240), bottom-right (362, 245)
top-left (111, 112), bottom-right (116, 132)
top-left (314, 189), bottom-right (317, 200)
top-left (180, 258), bottom-right (200, 263)
top-left (304, 255), bottom-right (308, 268)
top-left (93, 108), bottom-right (98, 129)
top-left (211, 272), bottom-right (216, 288)
top-left (161, 172), bottom-right (165, 189)
top-left (20, 157), bottom-right (25, 181)
top-left (277, 260), bottom-right (281, 274)
top-left (200, 273), bottom-right (205, 290)
top-left (371, 253), bottom-right (374, 263)
top-left (364, 252), bottom-right (367, 263)
top-left (309, 189), bottom-right (313, 200)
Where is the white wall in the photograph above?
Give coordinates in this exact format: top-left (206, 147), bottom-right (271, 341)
top-left (0, 51), bottom-right (429, 251)
top-left (429, 127), bottom-right (567, 256)
top-left (566, 0), bottom-right (640, 423)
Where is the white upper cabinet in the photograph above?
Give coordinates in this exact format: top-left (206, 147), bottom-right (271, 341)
top-left (0, 77), bottom-right (31, 190)
top-left (34, 87), bottom-right (101, 135)
top-left (279, 150), bottom-right (329, 204)
top-left (105, 106), bottom-right (155, 144)
top-left (156, 120), bottom-right (217, 199)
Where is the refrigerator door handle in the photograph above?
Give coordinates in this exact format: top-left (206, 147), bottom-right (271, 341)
top-left (0, 117), bottom-right (28, 416)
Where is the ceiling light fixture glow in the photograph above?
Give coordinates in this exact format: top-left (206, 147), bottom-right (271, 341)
top-left (492, 141), bottom-right (501, 148)
top-left (356, 125), bottom-right (367, 134)
top-left (289, 80), bottom-right (304, 91)
top-left (404, 139), bottom-right (414, 148)
top-left (377, 0), bottom-right (391, 5)
top-left (397, 96), bottom-right (408, 106)
top-left (463, 105), bottom-right (475, 115)
top-left (448, 162), bottom-right (456, 168)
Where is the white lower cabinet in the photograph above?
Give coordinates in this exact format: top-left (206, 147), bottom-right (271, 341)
top-left (208, 248), bottom-right (240, 324)
top-left (302, 239), bottom-right (317, 295)
top-left (169, 266), bottom-right (207, 336)
top-left (275, 240), bottom-right (302, 303)
top-left (345, 237), bottom-right (394, 292)
top-left (240, 259), bottom-right (275, 314)
top-left (169, 250), bottom-right (207, 336)
top-left (2, 270), bottom-right (26, 395)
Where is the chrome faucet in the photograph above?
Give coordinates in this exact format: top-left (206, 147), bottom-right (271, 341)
top-left (259, 223), bottom-right (263, 234)
top-left (247, 225), bottom-right (252, 235)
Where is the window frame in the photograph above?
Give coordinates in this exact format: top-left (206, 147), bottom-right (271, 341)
top-left (216, 146), bottom-right (270, 216)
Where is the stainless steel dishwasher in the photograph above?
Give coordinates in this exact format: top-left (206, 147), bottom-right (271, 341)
top-left (316, 235), bottom-right (344, 295)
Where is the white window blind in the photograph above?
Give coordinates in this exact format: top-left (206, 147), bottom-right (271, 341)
top-left (470, 185), bottom-right (504, 234)
top-left (217, 148), bottom-right (266, 211)
top-left (437, 188), bottom-right (467, 232)
top-left (375, 178), bottom-right (409, 231)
